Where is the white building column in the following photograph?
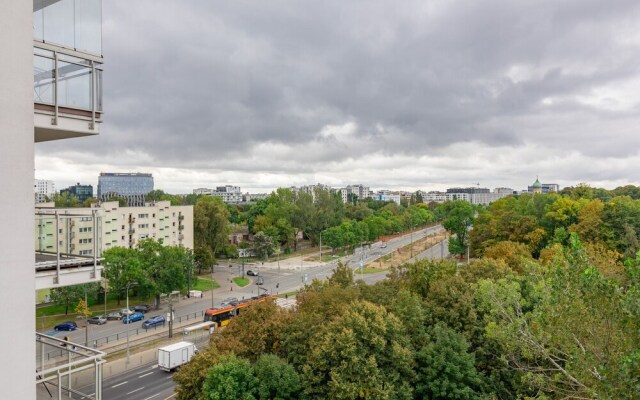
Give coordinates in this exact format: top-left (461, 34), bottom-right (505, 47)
top-left (0, 1), bottom-right (36, 398)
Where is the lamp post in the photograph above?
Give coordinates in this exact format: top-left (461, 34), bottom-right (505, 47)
top-left (125, 284), bottom-right (130, 365)
top-left (211, 265), bottom-right (219, 308)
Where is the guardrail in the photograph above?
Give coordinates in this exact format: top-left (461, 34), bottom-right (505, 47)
top-left (40, 310), bottom-right (205, 361)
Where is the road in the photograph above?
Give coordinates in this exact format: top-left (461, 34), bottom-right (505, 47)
top-left (41, 225), bottom-right (446, 400)
top-left (75, 362), bottom-right (176, 400)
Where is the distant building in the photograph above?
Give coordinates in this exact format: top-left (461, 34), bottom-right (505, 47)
top-left (527, 178), bottom-right (558, 194)
top-left (34, 179), bottom-right (55, 203)
top-left (97, 172), bottom-right (154, 206)
top-left (193, 186), bottom-right (244, 203)
top-left (60, 183), bottom-right (94, 202)
top-left (244, 193), bottom-right (268, 202)
top-left (35, 200), bottom-right (193, 257)
top-left (337, 184), bottom-right (371, 204)
top-left (371, 190), bottom-right (401, 205)
top-left (423, 187), bottom-right (513, 205)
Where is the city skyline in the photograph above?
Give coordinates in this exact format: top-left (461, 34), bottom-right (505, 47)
top-left (35, 0), bottom-right (640, 194)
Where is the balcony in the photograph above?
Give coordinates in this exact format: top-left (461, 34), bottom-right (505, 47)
top-left (178, 214), bottom-right (185, 221)
top-left (33, 0), bottom-right (103, 142)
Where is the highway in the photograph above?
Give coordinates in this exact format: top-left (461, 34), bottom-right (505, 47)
top-left (75, 363), bottom-right (176, 400)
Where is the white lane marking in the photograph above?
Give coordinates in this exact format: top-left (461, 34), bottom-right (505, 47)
top-left (143, 393), bottom-right (162, 400)
top-left (127, 387), bottom-right (145, 395)
top-left (111, 381), bottom-right (128, 388)
top-left (139, 372), bottom-right (154, 378)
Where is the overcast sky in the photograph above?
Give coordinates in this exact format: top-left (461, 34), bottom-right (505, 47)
top-left (35, 0), bottom-right (640, 194)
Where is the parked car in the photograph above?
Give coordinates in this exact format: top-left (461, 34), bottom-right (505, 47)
top-left (106, 311), bottom-right (122, 320)
top-left (246, 270), bottom-right (258, 276)
top-left (142, 315), bottom-right (166, 329)
top-left (134, 304), bottom-right (151, 313)
top-left (220, 297), bottom-right (239, 307)
top-left (381, 243), bottom-right (387, 248)
top-left (120, 308), bottom-right (134, 316)
top-left (122, 312), bottom-right (144, 324)
top-left (54, 321), bottom-right (78, 331)
top-left (87, 315), bottom-right (107, 325)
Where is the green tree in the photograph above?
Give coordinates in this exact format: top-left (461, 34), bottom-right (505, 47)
top-left (50, 283), bottom-right (97, 315)
top-left (253, 354), bottom-right (301, 400)
top-left (442, 200), bottom-right (475, 256)
top-left (252, 232), bottom-right (275, 260)
top-left (194, 196), bottom-right (231, 256)
top-left (415, 323), bottom-right (483, 400)
top-left (53, 192), bottom-right (81, 207)
top-left (202, 354), bottom-right (257, 400)
top-left (102, 246), bottom-right (144, 305)
top-left (301, 301), bottom-right (414, 400)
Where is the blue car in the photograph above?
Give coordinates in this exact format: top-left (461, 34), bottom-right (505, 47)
top-left (54, 321), bottom-right (78, 331)
top-left (142, 315), bottom-right (166, 329)
top-left (122, 312), bottom-right (144, 324)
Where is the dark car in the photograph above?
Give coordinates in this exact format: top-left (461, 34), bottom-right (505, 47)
top-left (87, 315), bottom-right (107, 325)
top-left (122, 312), bottom-right (144, 324)
top-left (142, 315), bottom-right (166, 329)
top-left (133, 304), bottom-right (151, 313)
top-left (54, 321), bottom-right (78, 331)
top-left (246, 270), bottom-right (258, 276)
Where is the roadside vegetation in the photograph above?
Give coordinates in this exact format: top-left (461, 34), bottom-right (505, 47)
top-left (173, 184), bottom-right (640, 399)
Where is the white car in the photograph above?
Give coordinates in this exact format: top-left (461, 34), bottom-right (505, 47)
top-left (120, 308), bottom-right (134, 316)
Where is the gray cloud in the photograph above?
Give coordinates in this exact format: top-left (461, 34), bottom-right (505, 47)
top-left (36, 0), bottom-right (640, 192)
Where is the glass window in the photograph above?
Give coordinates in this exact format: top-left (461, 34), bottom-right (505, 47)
top-left (33, 55), bottom-right (55, 104)
top-left (33, 0), bottom-right (44, 41)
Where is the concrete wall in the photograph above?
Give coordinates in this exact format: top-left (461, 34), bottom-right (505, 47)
top-left (0, 1), bottom-right (36, 397)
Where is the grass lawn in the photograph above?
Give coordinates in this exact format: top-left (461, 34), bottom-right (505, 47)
top-left (233, 277), bottom-right (250, 287)
top-left (361, 266), bottom-right (388, 274)
top-left (191, 277), bottom-right (220, 291)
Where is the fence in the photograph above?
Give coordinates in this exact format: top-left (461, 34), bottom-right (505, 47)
top-left (40, 309), bottom-right (205, 361)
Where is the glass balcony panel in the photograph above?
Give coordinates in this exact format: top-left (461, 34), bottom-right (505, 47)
top-left (57, 61), bottom-right (92, 110)
top-left (59, 53), bottom-right (91, 66)
top-left (42, 0), bottom-right (75, 50)
top-left (74, 0), bottom-right (102, 55)
top-left (34, 47), bottom-right (53, 58)
top-left (33, 0), bottom-right (44, 41)
top-left (33, 55), bottom-right (55, 104)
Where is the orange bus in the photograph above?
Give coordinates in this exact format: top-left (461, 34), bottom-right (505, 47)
top-left (203, 294), bottom-right (276, 328)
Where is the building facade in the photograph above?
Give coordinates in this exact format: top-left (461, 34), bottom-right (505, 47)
top-left (2, 0), bottom-right (105, 396)
top-left (36, 201), bottom-right (194, 258)
top-left (60, 182), bottom-right (94, 202)
top-left (34, 179), bottom-right (55, 203)
top-left (98, 172), bottom-right (154, 206)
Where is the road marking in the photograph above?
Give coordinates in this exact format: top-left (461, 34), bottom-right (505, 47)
top-left (127, 387), bottom-right (145, 395)
top-left (111, 381), bottom-right (128, 388)
top-left (138, 372), bottom-right (154, 378)
top-left (143, 393), bottom-right (162, 400)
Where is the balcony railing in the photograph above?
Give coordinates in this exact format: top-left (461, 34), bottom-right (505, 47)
top-left (33, 43), bottom-right (103, 140)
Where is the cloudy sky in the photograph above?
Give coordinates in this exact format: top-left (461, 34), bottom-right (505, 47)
top-left (36, 0), bottom-right (640, 194)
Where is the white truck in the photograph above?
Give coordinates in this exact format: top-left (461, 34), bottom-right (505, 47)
top-left (158, 341), bottom-right (198, 372)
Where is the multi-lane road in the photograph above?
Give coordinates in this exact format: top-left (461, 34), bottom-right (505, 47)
top-left (43, 225), bottom-right (446, 400)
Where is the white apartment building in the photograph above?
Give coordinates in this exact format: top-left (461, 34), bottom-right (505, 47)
top-left (36, 201), bottom-right (194, 260)
top-left (424, 188), bottom-right (513, 205)
top-left (34, 178), bottom-right (55, 203)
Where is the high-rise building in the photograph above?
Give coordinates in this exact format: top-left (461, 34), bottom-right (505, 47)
top-left (34, 179), bottom-right (55, 203)
top-left (2, 1), bottom-right (105, 397)
top-left (98, 172), bottom-right (154, 206)
top-left (60, 183), bottom-right (94, 202)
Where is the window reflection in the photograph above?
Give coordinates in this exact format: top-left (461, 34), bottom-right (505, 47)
top-left (33, 55), bottom-right (55, 104)
top-left (57, 61), bottom-right (92, 110)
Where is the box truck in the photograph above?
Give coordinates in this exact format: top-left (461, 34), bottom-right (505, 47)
top-left (158, 341), bottom-right (198, 371)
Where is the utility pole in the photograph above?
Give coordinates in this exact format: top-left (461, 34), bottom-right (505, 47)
top-left (168, 302), bottom-right (174, 338)
top-left (126, 285), bottom-right (130, 365)
top-left (319, 232), bottom-right (322, 260)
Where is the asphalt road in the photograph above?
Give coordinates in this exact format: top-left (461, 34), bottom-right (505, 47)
top-left (42, 225), bottom-right (446, 400)
top-left (75, 362), bottom-right (176, 400)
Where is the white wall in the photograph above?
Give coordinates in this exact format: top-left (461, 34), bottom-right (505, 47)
top-left (0, 1), bottom-right (36, 397)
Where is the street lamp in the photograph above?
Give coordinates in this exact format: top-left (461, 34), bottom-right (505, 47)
top-left (211, 265), bottom-right (215, 308)
top-left (125, 284), bottom-right (130, 365)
